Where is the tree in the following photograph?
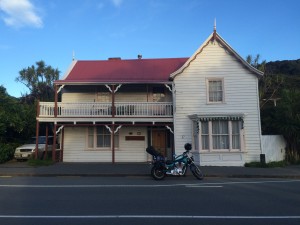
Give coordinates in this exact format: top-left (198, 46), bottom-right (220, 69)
top-left (16, 60), bottom-right (60, 102)
top-left (246, 54), bottom-right (284, 109)
top-left (273, 89), bottom-right (300, 162)
top-left (0, 85), bottom-right (35, 143)
top-left (247, 56), bottom-right (300, 162)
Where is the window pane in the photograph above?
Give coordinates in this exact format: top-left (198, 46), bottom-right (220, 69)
top-left (201, 122), bottom-right (209, 150)
top-left (232, 121), bottom-right (241, 149)
top-left (212, 120), bottom-right (229, 149)
top-left (114, 132), bottom-right (119, 148)
top-left (193, 122), bottom-right (199, 150)
top-left (96, 127), bottom-right (111, 148)
top-left (103, 135), bottom-right (111, 147)
top-left (209, 80), bottom-right (223, 102)
top-left (88, 127), bottom-right (94, 148)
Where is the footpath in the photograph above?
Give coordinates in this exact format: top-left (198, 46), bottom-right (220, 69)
top-left (1, 161), bottom-right (300, 178)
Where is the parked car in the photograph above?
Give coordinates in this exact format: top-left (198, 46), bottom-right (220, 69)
top-left (14, 136), bottom-right (57, 161)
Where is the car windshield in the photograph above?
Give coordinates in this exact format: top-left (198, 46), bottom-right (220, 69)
top-left (30, 137), bottom-right (53, 144)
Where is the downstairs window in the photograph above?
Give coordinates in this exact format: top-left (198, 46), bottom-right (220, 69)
top-left (193, 119), bottom-right (243, 151)
top-left (87, 126), bottom-right (119, 150)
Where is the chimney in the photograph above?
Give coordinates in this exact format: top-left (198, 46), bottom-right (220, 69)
top-left (108, 57), bottom-right (121, 60)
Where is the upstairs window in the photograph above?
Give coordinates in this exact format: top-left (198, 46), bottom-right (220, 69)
top-left (207, 79), bottom-right (224, 103)
top-left (152, 87), bottom-right (165, 102)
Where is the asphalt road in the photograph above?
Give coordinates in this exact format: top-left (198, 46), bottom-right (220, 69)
top-left (0, 176), bottom-right (300, 225)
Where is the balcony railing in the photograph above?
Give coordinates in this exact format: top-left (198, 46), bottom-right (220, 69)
top-left (39, 102), bottom-right (173, 118)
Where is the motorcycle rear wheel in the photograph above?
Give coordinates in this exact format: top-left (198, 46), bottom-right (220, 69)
top-left (190, 164), bottom-right (204, 180)
top-left (151, 166), bottom-right (165, 180)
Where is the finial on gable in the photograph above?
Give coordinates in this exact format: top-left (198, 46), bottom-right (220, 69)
top-left (214, 18), bottom-right (217, 32)
top-left (213, 18), bottom-right (217, 41)
top-left (72, 50), bottom-right (75, 61)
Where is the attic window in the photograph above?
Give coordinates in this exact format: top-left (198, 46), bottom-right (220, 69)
top-left (206, 78), bottom-right (224, 103)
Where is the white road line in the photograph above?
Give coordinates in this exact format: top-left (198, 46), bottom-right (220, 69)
top-left (186, 185), bottom-right (223, 188)
top-left (0, 184), bottom-right (220, 188)
top-left (0, 215), bottom-right (299, 219)
top-left (203, 179), bottom-right (300, 186)
top-left (0, 179), bottom-right (299, 188)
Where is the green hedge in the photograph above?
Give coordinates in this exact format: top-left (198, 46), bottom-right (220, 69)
top-left (0, 143), bottom-right (17, 163)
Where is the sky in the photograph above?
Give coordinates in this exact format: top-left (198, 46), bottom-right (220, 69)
top-left (0, 0), bottom-right (299, 97)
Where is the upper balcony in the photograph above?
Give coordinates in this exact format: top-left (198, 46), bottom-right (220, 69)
top-left (38, 102), bottom-right (173, 118)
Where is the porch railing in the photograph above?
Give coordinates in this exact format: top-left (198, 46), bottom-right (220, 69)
top-left (39, 102), bottom-right (173, 117)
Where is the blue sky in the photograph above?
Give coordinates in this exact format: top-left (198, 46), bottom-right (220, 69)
top-left (0, 0), bottom-right (299, 97)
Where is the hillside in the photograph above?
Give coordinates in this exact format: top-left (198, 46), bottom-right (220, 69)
top-left (265, 59), bottom-right (300, 76)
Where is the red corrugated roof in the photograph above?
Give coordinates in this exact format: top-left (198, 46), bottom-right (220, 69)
top-left (56, 58), bottom-right (188, 84)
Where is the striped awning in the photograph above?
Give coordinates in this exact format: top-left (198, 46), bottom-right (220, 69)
top-left (188, 114), bottom-right (244, 121)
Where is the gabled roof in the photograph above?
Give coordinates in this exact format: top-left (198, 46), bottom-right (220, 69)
top-left (55, 58), bottom-right (188, 85)
top-left (170, 32), bottom-right (264, 79)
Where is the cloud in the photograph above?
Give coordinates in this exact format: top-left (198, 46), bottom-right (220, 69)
top-left (111, 0), bottom-right (123, 8)
top-left (0, 0), bottom-right (43, 28)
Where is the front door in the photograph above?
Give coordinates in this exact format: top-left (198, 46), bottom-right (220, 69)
top-left (152, 130), bottom-right (166, 156)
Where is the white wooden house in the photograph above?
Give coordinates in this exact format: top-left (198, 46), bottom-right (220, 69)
top-left (36, 28), bottom-right (263, 166)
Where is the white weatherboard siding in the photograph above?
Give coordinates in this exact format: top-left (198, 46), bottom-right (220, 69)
top-left (62, 92), bottom-right (95, 102)
top-left (63, 127), bottom-right (112, 162)
top-left (173, 41), bottom-right (262, 166)
top-left (63, 127), bottom-right (147, 162)
top-left (115, 127), bottom-right (148, 162)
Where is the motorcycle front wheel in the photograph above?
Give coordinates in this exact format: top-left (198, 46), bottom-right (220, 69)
top-left (190, 164), bottom-right (204, 180)
top-left (151, 165), bottom-right (166, 180)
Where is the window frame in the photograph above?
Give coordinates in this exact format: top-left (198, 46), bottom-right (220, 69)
top-left (195, 120), bottom-right (243, 152)
top-left (206, 78), bottom-right (225, 104)
top-left (86, 126), bottom-right (119, 151)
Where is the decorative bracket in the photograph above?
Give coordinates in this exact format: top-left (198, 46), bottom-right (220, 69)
top-left (114, 84), bottom-right (122, 93)
top-left (57, 85), bottom-right (65, 94)
top-left (105, 85), bottom-right (113, 93)
top-left (114, 125), bottom-right (122, 134)
top-left (105, 125), bottom-right (122, 134)
top-left (105, 125), bottom-right (112, 133)
top-left (165, 84), bottom-right (172, 92)
top-left (56, 125), bottom-right (64, 134)
top-left (105, 84), bottom-right (122, 93)
top-left (166, 125), bottom-right (174, 134)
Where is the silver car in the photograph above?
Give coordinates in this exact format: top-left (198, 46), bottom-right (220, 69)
top-left (14, 136), bottom-right (55, 160)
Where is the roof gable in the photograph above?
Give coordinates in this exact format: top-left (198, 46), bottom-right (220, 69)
top-left (56, 58), bottom-right (188, 84)
top-left (170, 32), bottom-right (264, 79)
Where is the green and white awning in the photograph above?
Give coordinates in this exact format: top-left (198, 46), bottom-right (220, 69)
top-left (188, 113), bottom-right (244, 121)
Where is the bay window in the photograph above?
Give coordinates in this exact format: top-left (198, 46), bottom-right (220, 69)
top-left (193, 117), bottom-right (243, 151)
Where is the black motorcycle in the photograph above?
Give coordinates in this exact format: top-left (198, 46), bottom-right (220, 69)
top-left (146, 143), bottom-right (204, 180)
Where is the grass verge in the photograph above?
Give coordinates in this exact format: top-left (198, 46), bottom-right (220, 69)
top-left (245, 161), bottom-right (288, 168)
top-left (27, 158), bottom-right (55, 167)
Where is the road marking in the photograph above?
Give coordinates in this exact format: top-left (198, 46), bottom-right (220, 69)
top-left (0, 184), bottom-right (215, 188)
top-left (0, 215), bottom-right (299, 219)
top-left (0, 179), bottom-right (299, 188)
top-left (203, 179), bottom-right (300, 186)
top-left (185, 185), bottom-right (223, 188)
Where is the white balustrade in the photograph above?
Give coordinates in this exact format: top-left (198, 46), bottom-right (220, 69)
top-left (39, 102), bottom-right (173, 117)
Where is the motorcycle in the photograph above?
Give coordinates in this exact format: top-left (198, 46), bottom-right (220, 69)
top-left (146, 143), bottom-right (204, 180)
